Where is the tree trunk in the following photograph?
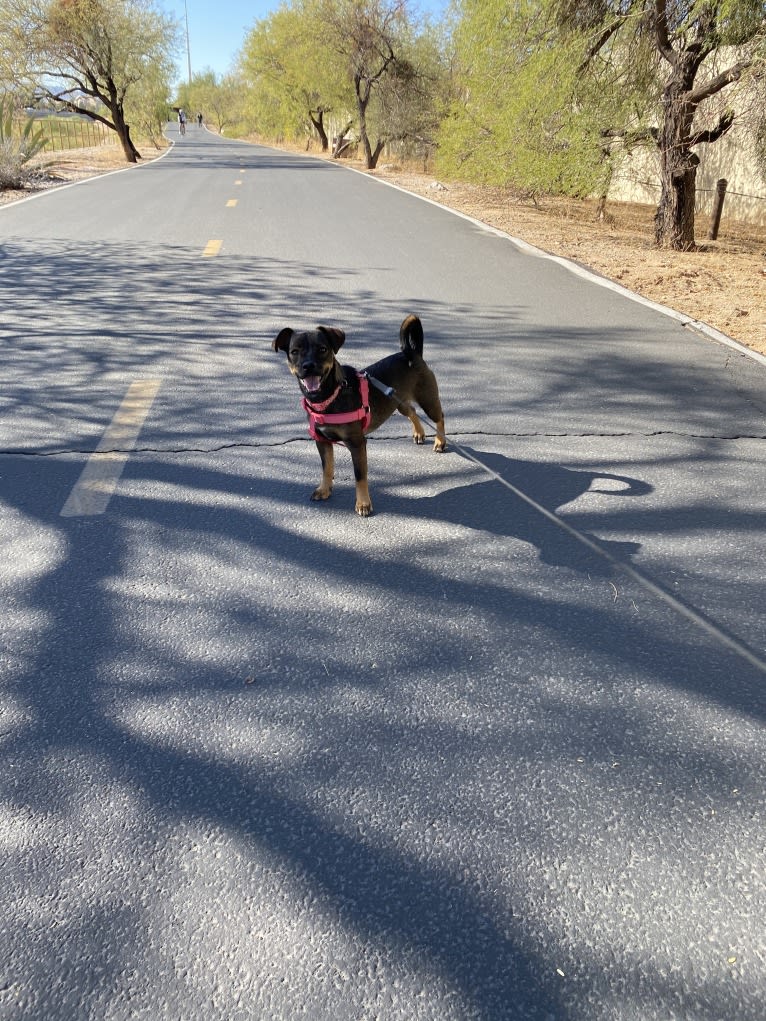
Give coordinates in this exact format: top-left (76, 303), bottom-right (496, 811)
top-left (355, 76), bottom-right (378, 170)
top-left (653, 68), bottom-right (698, 250)
top-left (654, 153), bottom-right (698, 250)
top-left (367, 140), bottom-right (385, 169)
top-left (332, 120), bottom-right (353, 158)
top-left (309, 109), bottom-right (329, 151)
top-left (111, 104), bottom-right (141, 162)
top-left (358, 104), bottom-right (374, 168)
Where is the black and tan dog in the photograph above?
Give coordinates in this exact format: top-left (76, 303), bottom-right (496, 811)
top-left (273, 314), bottom-right (447, 516)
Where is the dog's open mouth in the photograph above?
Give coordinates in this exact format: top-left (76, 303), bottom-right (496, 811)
top-left (300, 375), bottom-right (323, 393)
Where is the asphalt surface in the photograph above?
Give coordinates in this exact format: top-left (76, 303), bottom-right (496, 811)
top-left (1, 125), bottom-right (764, 1021)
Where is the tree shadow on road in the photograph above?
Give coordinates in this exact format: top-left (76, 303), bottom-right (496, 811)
top-left (1, 222), bottom-right (765, 1018)
top-left (379, 445), bottom-right (649, 577)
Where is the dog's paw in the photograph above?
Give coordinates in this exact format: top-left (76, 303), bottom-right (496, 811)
top-left (412, 432), bottom-right (425, 445)
top-left (355, 501), bottom-right (373, 517)
top-left (433, 438), bottom-right (447, 452)
top-left (311, 487), bottom-right (332, 502)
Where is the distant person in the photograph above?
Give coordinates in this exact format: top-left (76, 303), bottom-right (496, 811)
top-left (178, 109), bottom-right (186, 135)
top-left (197, 112), bottom-right (203, 127)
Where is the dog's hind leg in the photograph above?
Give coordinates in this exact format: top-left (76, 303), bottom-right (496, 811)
top-left (429, 409), bottom-right (447, 452)
top-left (416, 391), bottom-right (447, 451)
top-left (397, 400), bottom-right (427, 445)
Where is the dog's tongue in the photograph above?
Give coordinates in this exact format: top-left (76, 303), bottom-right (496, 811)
top-left (302, 375), bottom-right (322, 393)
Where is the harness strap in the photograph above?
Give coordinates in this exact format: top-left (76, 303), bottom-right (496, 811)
top-left (302, 372), bottom-right (371, 443)
top-left (303, 383), bottom-right (341, 413)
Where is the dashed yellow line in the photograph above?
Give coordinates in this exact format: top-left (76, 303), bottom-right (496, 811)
top-left (202, 239), bottom-right (222, 257)
top-left (60, 380), bottom-right (162, 517)
top-left (226, 199), bottom-right (238, 207)
top-left (234, 180), bottom-right (242, 186)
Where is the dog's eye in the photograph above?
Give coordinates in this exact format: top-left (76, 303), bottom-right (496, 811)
top-left (317, 345), bottom-right (328, 355)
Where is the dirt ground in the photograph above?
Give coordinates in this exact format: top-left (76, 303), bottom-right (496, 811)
top-left (3, 141), bottom-right (765, 357)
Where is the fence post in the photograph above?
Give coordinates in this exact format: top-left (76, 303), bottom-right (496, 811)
top-left (708, 178), bottom-right (728, 240)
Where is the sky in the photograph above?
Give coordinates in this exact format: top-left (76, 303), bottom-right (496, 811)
top-left (163, 1), bottom-right (449, 82)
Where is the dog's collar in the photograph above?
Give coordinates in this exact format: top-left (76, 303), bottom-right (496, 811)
top-left (301, 383), bottom-right (342, 412)
top-left (302, 372), bottom-right (371, 442)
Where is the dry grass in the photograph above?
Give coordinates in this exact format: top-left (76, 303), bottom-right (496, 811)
top-left (3, 139), bottom-right (764, 356)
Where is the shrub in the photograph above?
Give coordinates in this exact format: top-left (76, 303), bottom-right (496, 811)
top-left (0, 99), bottom-right (48, 189)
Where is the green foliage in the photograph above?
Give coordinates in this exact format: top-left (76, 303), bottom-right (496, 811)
top-left (238, 1), bottom-right (352, 145)
top-left (236, 0), bottom-right (449, 164)
top-left (436, 0), bottom-right (622, 196)
top-left (0, 96), bottom-right (47, 188)
top-left (713, 0), bottom-right (766, 46)
top-left (1, 0), bottom-right (180, 161)
top-left (175, 70), bottom-right (247, 135)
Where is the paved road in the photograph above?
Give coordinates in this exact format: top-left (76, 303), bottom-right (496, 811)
top-left (1, 126), bottom-right (764, 1020)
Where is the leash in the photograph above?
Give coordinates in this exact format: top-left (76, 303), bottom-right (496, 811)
top-left (359, 382), bottom-right (766, 676)
top-left (366, 374), bottom-right (395, 399)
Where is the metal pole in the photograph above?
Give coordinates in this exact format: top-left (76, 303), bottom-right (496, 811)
top-left (184, 0), bottom-right (192, 85)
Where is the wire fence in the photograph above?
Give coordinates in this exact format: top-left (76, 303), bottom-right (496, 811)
top-left (612, 173), bottom-right (766, 204)
top-left (35, 117), bottom-right (112, 151)
top-left (610, 172), bottom-right (766, 227)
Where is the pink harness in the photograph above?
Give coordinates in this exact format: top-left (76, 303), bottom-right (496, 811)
top-left (302, 372), bottom-right (371, 443)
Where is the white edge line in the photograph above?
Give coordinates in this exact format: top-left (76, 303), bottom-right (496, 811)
top-left (453, 440), bottom-right (766, 676)
top-left (0, 139), bottom-right (176, 211)
top-left (338, 162), bottom-right (766, 369)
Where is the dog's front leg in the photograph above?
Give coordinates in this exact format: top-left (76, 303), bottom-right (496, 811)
top-left (311, 440), bottom-right (334, 502)
top-left (346, 436), bottom-right (372, 517)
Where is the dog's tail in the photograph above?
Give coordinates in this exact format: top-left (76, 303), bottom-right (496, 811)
top-left (399, 314), bottom-right (424, 359)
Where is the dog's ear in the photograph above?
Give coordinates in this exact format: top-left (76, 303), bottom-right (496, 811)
top-left (317, 326), bottom-right (345, 353)
top-left (273, 328), bottom-right (293, 354)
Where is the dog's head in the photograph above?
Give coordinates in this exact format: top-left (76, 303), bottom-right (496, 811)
top-left (273, 326), bottom-right (346, 398)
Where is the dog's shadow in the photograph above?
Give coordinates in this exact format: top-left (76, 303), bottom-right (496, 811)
top-left (383, 446), bottom-right (652, 576)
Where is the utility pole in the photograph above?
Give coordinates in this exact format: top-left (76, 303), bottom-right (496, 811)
top-left (184, 0), bottom-right (192, 84)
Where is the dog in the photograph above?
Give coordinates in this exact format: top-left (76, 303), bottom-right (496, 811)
top-left (273, 314), bottom-right (447, 516)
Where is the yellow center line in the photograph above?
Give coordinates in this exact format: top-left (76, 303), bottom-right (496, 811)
top-left (226, 199), bottom-right (238, 207)
top-left (234, 180), bottom-right (242, 186)
top-left (60, 380), bottom-right (162, 517)
top-left (202, 239), bottom-right (222, 257)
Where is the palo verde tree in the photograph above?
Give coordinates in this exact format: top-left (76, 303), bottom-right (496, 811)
top-left (647, 0), bottom-right (766, 249)
top-left (318, 0), bottom-right (432, 169)
top-left (239, 1), bottom-right (350, 150)
top-left (553, 0), bottom-right (766, 249)
top-left (443, 0), bottom-right (766, 249)
top-left (438, 0), bottom-right (628, 198)
top-left (175, 70), bottom-right (247, 136)
top-left (0, 0), bottom-right (179, 162)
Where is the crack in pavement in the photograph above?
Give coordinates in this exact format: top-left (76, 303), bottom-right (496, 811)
top-left (3, 429), bottom-right (766, 457)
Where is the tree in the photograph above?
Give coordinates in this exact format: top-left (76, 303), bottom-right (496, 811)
top-left (443, 1), bottom-right (766, 249)
top-left (648, 0), bottom-right (765, 249)
top-left (175, 70), bottom-right (247, 136)
top-left (318, 0), bottom-right (430, 169)
top-left (239, 2), bottom-right (350, 150)
top-left (0, 0), bottom-right (179, 162)
top-left (439, 1), bottom-right (657, 199)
